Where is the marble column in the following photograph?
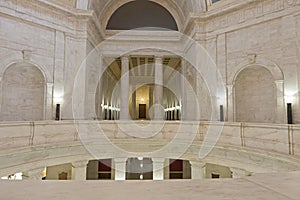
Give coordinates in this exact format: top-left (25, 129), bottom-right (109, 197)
top-left (22, 167), bottom-right (45, 180)
top-left (230, 167), bottom-right (251, 178)
top-left (181, 60), bottom-right (187, 121)
top-left (154, 57), bottom-right (164, 120)
top-left (97, 56), bottom-right (104, 120)
top-left (71, 160), bottom-right (88, 180)
top-left (132, 85), bottom-right (137, 120)
top-left (149, 85), bottom-right (153, 119)
top-left (189, 161), bottom-right (206, 179)
top-left (114, 158), bottom-right (127, 180)
top-left (152, 158), bottom-right (165, 180)
top-left (275, 80), bottom-right (286, 123)
top-left (120, 57), bottom-right (129, 120)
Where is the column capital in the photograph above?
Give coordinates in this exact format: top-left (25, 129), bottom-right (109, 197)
top-left (189, 160), bottom-right (206, 168)
top-left (114, 158), bottom-right (128, 164)
top-left (154, 55), bottom-right (163, 61)
top-left (72, 160), bottom-right (89, 168)
top-left (46, 82), bottom-right (54, 87)
top-left (275, 79), bottom-right (284, 84)
top-left (152, 158), bottom-right (165, 164)
top-left (226, 84), bottom-right (233, 90)
top-left (121, 56), bottom-right (129, 62)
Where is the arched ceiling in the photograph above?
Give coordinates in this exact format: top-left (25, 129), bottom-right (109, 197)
top-left (106, 1), bottom-right (179, 30)
top-left (79, 0), bottom-right (207, 32)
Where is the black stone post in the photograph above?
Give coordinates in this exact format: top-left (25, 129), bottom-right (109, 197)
top-left (287, 103), bottom-right (293, 124)
top-left (55, 104), bottom-right (60, 121)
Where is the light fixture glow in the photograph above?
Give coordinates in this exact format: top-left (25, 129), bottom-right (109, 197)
top-left (53, 97), bottom-right (63, 104)
top-left (53, 91), bottom-right (64, 104)
top-left (137, 157), bottom-right (143, 161)
top-left (285, 95), bottom-right (295, 104)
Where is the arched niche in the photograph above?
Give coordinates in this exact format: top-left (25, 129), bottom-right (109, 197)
top-left (0, 62), bottom-right (45, 121)
top-left (234, 65), bottom-right (276, 123)
top-left (106, 0), bottom-right (178, 30)
top-left (226, 56), bottom-right (285, 123)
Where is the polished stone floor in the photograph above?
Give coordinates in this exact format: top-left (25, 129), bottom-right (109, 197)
top-left (0, 172), bottom-right (299, 200)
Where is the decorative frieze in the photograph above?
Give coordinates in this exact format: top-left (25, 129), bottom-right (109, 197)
top-left (204, 0), bottom-right (295, 34)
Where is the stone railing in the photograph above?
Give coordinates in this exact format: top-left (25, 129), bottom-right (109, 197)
top-left (0, 120), bottom-right (299, 155)
top-left (0, 120), bottom-right (299, 176)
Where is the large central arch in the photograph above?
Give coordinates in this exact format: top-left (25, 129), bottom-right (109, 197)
top-left (81, 0), bottom-right (206, 32)
top-left (106, 0), bottom-right (178, 30)
top-left (102, 0), bottom-right (184, 31)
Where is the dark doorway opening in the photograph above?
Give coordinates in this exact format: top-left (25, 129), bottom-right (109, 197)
top-left (212, 173), bottom-right (220, 179)
top-left (139, 104), bottom-right (146, 119)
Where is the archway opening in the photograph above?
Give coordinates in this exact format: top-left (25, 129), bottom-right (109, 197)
top-left (106, 0), bottom-right (178, 30)
top-left (126, 157), bottom-right (153, 180)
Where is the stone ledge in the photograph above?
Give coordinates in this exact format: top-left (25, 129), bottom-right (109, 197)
top-left (0, 171), bottom-right (299, 199)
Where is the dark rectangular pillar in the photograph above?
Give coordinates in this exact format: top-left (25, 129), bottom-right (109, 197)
top-left (287, 103), bottom-right (293, 124)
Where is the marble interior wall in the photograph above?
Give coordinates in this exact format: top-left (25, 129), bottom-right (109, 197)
top-left (225, 16), bottom-right (299, 123)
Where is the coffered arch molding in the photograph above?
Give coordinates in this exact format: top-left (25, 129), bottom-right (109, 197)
top-left (83, 0), bottom-right (188, 32)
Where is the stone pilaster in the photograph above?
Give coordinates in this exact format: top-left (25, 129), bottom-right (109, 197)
top-left (275, 80), bottom-right (286, 123)
top-left (227, 84), bottom-right (234, 122)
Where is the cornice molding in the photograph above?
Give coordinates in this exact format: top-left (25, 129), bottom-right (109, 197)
top-left (0, 0), bottom-right (93, 37)
top-left (183, 0), bottom-right (300, 37)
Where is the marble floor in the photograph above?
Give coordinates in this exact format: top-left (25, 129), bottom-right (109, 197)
top-left (0, 172), bottom-right (299, 200)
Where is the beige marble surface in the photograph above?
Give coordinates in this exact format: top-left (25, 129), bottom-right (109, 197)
top-left (0, 171), bottom-right (299, 200)
top-left (1, 121), bottom-right (300, 178)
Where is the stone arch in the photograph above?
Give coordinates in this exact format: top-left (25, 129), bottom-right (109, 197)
top-left (0, 60), bottom-right (52, 84)
top-left (100, 0), bottom-right (184, 32)
top-left (230, 56), bottom-right (284, 84)
top-left (227, 56), bottom-right (285, 123)
top-left (106, 0), bottom-right (178, 30)
top-left (0, 62), bottom-right (46, 121)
